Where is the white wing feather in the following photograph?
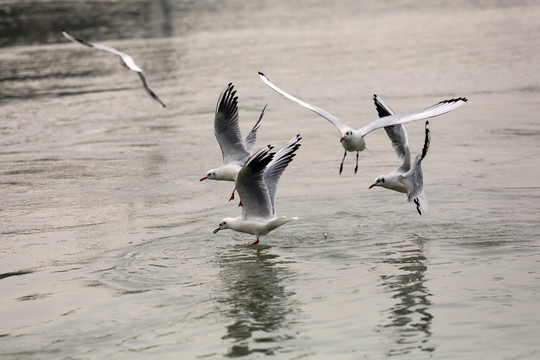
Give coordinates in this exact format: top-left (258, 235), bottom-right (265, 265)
top-left (359, 97), bottom-right (467, 137)
top-left (259, 72), bottom-right (350, 133)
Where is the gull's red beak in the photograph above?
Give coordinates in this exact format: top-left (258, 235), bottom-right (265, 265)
top-left (340, 136), bottom-right (345, 142)
top-left (213, 228), bottom-right (220, 234)
top-left (369, 183), bottom-right (376, 189)
top-left (200, 177), bottom-right (208, 181)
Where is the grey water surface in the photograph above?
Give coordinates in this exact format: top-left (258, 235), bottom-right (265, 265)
top-left (1, 0), bottom-right (540, 359)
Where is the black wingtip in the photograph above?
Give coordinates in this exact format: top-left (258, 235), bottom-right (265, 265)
top-left (439, 97), bottom-right (468, 105)
top-left (420, 121), bottom-right (431, 161)
top-left (246, 145), bottom-right (275, 175)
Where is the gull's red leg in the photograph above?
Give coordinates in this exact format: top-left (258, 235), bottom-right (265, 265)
top-left (339, 150), bottom-right (347, 175)
top-left (250, 238), bottom-right (259, 246)
top-left (229, 186), bottom-right (236, 201)
top-left (354, 151), bottom-right (359, 174)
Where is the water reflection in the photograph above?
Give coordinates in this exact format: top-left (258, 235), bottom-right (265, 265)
top-left (217, 247), bottom-right (297, 357)
top-left (375, 237), bottom-right (434, 356)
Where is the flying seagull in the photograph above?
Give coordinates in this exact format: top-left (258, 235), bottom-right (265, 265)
top-left (62, 29), bottom-right (166, 107)
top-left (258, 72), bottom-right (466, 174)
top-left (369, 95), bottom-right (431, 215)
top-left (200, 83), bottom-right (266, 203)
top-left (213, 134), bottom-right (301, 245)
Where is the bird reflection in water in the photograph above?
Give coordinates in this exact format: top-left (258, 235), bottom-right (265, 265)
top-left (375, 236), bottom-right (435, 356)
top-left (217, 246), bottom-right (298, 357)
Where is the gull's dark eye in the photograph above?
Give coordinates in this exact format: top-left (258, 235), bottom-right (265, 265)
top-left (381, 178), bottom-right (385, 183)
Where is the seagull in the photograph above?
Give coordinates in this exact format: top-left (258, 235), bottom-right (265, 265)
top-left (369, 95), bottom-right (431, 215)
top-left (200, 83), bottom-right (266, 203)
top-left (62, 29), bottom-right (166, 107)
top-left (213, 134), bottom-right (301, 245)
top-left (258, 72), bottom-right (467, 174)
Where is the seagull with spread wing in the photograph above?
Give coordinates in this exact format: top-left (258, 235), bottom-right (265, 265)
top-left (201, 83), bottom-right (266, 202)
top-left (213, 134), bottom-right (301, 245)
top-left (259, 72), bottom-right (466, 175)
top-left (369, 94), bottom-right (431, 215)
top-left (62, 29), bottom-right (166, 107)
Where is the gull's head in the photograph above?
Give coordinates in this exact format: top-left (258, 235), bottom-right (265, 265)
top-left (200, 169), bottom-right (218, 181)
top-left (340, 130), bottom-right (353, 143)
top-left (214, 218), bottom-right (232, 234)
top-left (369, 176), bottom-right (385, 189)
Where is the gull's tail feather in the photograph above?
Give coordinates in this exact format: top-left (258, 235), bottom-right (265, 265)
top-left (364, 148), bottom-right (374, 155)
top-left (253, 217), bottom-right (298, 235)
top-left (269, 216), bottom-right (298, 230)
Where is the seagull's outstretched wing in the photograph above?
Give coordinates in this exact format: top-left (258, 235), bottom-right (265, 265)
top-left (244, 105), bottom-right (266, 154)
top-left (62, 30), bottom-right (99, 49)
top-left (374, 94), bottom-right (410, 168)
top-left (259, 72), bottom-right (350, 133)
top-left (403, 121), bottom-right (431, 202)
top-left (236, 146), bottom-right (275, 221)
top-left (419, 120), bottom-right (431, 162)
top-left (373, 94), bottom-right (395, 118)
top-left (62, 29), bottom-right (166, 107)
top-left (264, 134), bottom-right (302, 215)
top-left (63, 29), bottom-right (140, 68)
top-left (214, 84), bottom-right (250, 165)
top-left (137, 72), bottom-right (166, 107)
top-left (359, 97), bottom-right (467, 137)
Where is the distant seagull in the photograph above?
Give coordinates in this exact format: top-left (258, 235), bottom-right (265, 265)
top-left (258, 72), bottom-right (467, 174)
top-left (213, 134), bottom-right (301, 245)
top-left (201, 83), bottom-right (266, 202)
top-left (62, 29), bottom-right (166, 107)
top-left (369, 95), bottom-right (431, 215)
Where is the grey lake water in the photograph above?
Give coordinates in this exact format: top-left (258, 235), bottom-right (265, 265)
top-left (1, 0), bottom-right (540, 359)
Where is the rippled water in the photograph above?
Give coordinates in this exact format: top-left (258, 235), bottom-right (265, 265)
top-left (1, 0), bottom-right (540, 359)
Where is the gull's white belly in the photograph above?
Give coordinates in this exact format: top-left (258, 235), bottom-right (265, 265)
top-left (229, 217), bottom-right (296, 237)
top-left (217, 164), bottom-right (242, 181)
top-left (386, 178), bottom-right (408, 194)
top-left (341, 136), bottom-right (366, 152)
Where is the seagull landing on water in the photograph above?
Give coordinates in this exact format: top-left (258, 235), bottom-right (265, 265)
top-left (62, 29), bottom-right (166, 107)
top-left (369, 95), bottom-right (431, 215)
top-left (213, 134), bottom-right (301, 246)
top-left (258, 72), bottom-right (467, 175)
top-left (200, 83), bottom-right (266, 203)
